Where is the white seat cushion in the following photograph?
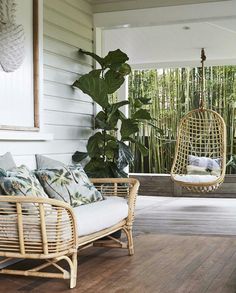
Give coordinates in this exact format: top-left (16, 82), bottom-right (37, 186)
top-left (73, 196), bottom-right (129, 237)
top-left (174, 174), bottom-right (218, 184)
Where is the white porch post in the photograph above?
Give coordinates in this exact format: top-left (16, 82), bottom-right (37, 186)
top-left (117, 77), bottom-right (130, 174)
top-left (117, 76), bottom-right (129, 135)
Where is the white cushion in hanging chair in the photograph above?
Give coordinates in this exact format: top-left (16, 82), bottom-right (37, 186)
top-left (173, 174), bottom-right (219, 184)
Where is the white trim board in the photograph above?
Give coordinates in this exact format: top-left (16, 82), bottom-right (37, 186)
top-left (0, 132), bottom-right (53, 141)
top-left (131, 58), bottom-right (236, 70)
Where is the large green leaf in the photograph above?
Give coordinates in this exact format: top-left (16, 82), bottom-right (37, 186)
top-left (95, 111), bottom-right (112, 130)
top-left (117, 141), bottom-right (134, 170)
top-left (133, 99), bottom-right (143, 108)
top-left (87, 69), bottom-right (102, 78)
top-left (73, 71), bottom-right (108, 108)
top-left (84, 158), bottom-right (112, 178)
top-left (105, 133), bottom-right (116, 141)
top-left (138, 97), bottom-right (152, 104)
top-left (132, 97), bottom-right (152, 109)
top-left (72, 151), bottom-right (88, 163)
top-left (107, 101), bottom-right (129, 126)
top-left (107, 111), bottom-right (120, 129)
top-left (119, 63), bottom-right (131, 76)
top-left (105, 140), bottom-right (118, 160)
top-left (132, 109), bottom-right (152, 120)
top-left (103, 49), bottom-right (129, 67)
top-left (105, 70), bottom-right (124, 94)
top-left (79, 49), bottom-right (104, 68)
top-left (84, 159), bottom-right (125, 178)
top-left (121, 119), bottom-right (139, 139)
top-left (87, 132), bottom-right (104, 158)
top-left (110, 100), bottom-right (130, 113)
top-left (95, 110), bottom-right (120, 130)
top-left (118, 110), bottom-right (127, 121)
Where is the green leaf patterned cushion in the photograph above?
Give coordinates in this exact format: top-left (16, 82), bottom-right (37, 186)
top-left (35, 164), bottom-right (104, 207)
top-left (0, 152), bottom-right (16, 195)
top-left (0, 165), bottom-right (49, 213)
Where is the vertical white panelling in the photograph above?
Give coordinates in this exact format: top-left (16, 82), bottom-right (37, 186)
top-left (0, 0), bottom-right (94, 168)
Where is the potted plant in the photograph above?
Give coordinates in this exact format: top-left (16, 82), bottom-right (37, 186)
top-left (72, 49), bottom-right (153, 177)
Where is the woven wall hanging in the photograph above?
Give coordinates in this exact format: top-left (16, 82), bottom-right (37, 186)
top-left (0, 0), bottom-right (25, 72)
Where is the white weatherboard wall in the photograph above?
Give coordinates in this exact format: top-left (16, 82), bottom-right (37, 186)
top-left (0, 0), bottom-right (94, 168)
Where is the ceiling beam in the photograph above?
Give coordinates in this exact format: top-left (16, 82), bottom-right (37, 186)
top-left (92, 0), bottom-right (230, 13)
top-left (131, 58), bottom-right (236, 70)
top-left (94, 1), bottom-right (236, 29)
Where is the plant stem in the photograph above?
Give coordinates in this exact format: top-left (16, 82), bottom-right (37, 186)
top-left (103, 129), bottom-right (106, 161)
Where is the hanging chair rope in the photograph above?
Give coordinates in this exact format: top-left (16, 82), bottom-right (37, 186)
top-left (199, 48), bottom-right (206, 110)
top-left (171, 49), bottom-right (227, 193)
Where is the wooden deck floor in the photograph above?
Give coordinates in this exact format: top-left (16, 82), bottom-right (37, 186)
top-left (2, 196), bottom-right (236, 293)
top-left (135, 196), bottom-right (236, 236)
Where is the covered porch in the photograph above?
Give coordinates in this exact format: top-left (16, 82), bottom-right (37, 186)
top-left (0, 0), bottom-right (236, 292)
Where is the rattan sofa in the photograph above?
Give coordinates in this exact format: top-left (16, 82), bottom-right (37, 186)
top-left (0, 177), bottom-right (139, 288)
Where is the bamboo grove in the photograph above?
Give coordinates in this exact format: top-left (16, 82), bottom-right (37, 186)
top-left (128, 67), bottom-right (236, 174)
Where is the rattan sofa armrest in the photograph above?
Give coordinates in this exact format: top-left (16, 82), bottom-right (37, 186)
top-left (0, 196), bottom-right (78, 258)
top-left (91, 178), bottom-right (140, 225)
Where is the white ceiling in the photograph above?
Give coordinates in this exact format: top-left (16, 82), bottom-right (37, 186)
top-left (102, 18), bottom-right (236, 68)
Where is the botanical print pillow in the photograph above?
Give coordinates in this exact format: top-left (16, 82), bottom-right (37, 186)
top-left (0, 165), bottom-right (49, 213)
top-left (35, 164), bottom-right (103, 207)
top-left (188, 155), bottom-right (221, 176)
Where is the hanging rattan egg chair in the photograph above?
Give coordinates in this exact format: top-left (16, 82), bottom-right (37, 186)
top-left (171, 49), bottom-right (227, 193)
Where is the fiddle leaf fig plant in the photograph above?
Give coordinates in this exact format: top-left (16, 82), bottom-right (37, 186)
top-left (72, 48), bottom-right (152, 178)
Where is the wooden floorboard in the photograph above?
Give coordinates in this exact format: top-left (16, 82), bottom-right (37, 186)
top-left (2, 196), bottom-right (236, 292)
top-left (134, 196), bottom-right (236, 236)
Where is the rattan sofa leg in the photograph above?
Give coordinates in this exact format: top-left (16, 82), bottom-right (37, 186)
top-left (123, 227), bottom-right (134, 256)
top-left (70, 252), bottom-right (78, 289)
